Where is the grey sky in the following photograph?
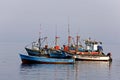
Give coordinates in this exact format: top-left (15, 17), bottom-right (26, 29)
top-left (0, 0), bottom-right (120, 45)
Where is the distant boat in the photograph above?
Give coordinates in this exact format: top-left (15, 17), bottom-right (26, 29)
top-left (19, 54), bottom-right (75, 64)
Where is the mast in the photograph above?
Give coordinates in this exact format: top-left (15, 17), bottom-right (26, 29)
top-left (54, 25), bottom-right (60, 50)
top-left (38, 24), bottom-right (42, 50)
top-left (55, 25), bottom-right (58, 46)
top-left (55, 36), bottom-right (59, 46)
top-left (68, 17), bottom-right (71, 47)
top-left (76, 35), bottom-right (80, 51)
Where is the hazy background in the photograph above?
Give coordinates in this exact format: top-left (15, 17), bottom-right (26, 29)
top-left (0, 1), bottom-right (120, 80)
top-left (0, 0), bottom-right (120, 57)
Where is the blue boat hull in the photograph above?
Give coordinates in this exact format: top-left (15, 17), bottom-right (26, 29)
top-left (19, 54), bottom-right (75, 64)
top-left (49, 50), bottom-right (72, 58)
top-left (26, 48), bottom-right (72, 59)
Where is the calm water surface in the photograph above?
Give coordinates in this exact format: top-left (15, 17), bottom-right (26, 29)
top-left (0, 43), bottom-right (120, 80)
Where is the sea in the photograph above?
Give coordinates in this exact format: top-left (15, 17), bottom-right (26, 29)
top-left (0, 42), bottom-right (120, 80)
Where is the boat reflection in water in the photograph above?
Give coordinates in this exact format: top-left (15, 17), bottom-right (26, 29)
top-left (20, 61), bottom-right (112, 80)
top-left (20, 64), bottom-right (74, 80)
top-left (74, 61), bottom-right (112, 80)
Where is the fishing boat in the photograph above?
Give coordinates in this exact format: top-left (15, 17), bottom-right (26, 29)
top-left (73, 53), bottom-right (112, 61)
top-left (48, 36), bottom-right (72, 58)
top-left (24, 26), bottom-right (112, 62)
top-left (25, 34), bottom-right (72, 58)
top-left (25, 36), bottom-right (48, 56)
top-left (19, 54), bottom-right (75, 64)
top-left (65, 36), bottom-right (112, 61)
top-left (63, 26), bottom-right (112, 61)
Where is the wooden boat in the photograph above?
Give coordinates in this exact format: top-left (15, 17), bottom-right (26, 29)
top-left (19, 54), bottom-right (75, 64)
